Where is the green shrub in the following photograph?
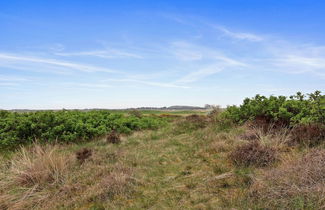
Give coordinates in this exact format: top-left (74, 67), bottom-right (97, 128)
top-left (0, 110), bottom-right (167, 149)
top-left (222, 91), bottom-right (324, 126)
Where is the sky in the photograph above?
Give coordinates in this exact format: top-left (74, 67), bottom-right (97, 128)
top-left (0, 0), bottom-right (325, 109)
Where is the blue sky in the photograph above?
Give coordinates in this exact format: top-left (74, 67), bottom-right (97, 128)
top-left (1, 0), bottom-right (325, 109)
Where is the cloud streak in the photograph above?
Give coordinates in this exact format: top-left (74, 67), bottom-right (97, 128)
top-left (104, 78), bottom-right (190, 89)
top-left (216, 26), bottom-right (264, 42)
top-left (169, 41), bottom-right (247, 83)
top-left (0, 75), bottom-right (30, 81)
top-left (0, 82), bottom-right (19, 87)
top-left (176, 65), bottom-right (223, 83)
top-left (0, 53), bottom-right (119, 73)
top-left (56, 49), bottom-right (143, 59)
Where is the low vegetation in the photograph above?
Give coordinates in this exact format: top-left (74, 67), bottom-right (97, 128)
top-left (250, 149), bottom-right (325, 209)
top-left (0, 110), bottom-right (167, 149)
top-left (229, 141), bottom-right (277, 167)
top-left (290, 123), bottom-right (325, 146)
top-left (222, 90), bottom-right (324, 126)
top-left (0, 91), bottom-right (324, 209)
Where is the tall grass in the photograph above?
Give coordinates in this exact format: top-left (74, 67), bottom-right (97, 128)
top-left (0, 144), bottom-right (71, 209)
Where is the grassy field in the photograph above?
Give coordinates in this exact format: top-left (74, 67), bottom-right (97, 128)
top-left (0, 109), bottom-right (324, 209)
top-left (0, 116), bottom-right (236, 209)
top-left (0, 112), bottom-right (325, 209)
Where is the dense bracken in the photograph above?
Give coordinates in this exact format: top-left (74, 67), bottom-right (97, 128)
top-left (0, 110), bottom-right (166, 149)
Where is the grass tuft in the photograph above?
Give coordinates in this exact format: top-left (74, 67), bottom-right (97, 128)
top-left (0, 144), bottom-right (72, 209)
top-left (10, 144), bottom-right (70, 187)
top-left (229, 141), bottom-right (277, 167)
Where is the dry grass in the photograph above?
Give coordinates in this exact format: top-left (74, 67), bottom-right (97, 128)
top-left (97, 165), bottom-right (135, 200)
top-left (10, 144), bottom-right (70, 187)
top-left (244, 121), bottom-right (325, 148)
top-left (238, 129), bottom-right (259, 141)
top-left (207, 105), bottom-right (223, 120)
top-left (40, 150), bottom-right (135, 209)
top-left (290, 123), bottom-right (325, 146)
top-left (209, 140), bottom-right (232, 153)
top-left (0, 144), bottom-right (72, 209)
top-left (250, 149), bottom-right (325, 209)
top-left (0, 141), bottom-right (137, 209)
top-left (229, 141), bottom-right (277, 167)
top-left (239, 123), bottom-right (292, 151)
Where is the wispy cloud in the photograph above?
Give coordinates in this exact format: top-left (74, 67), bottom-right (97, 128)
top-left (268, 55), bottom-right (325, 79)
top-left (0, 53), bottom-right (119, 73)
top-left (274, 55), bottom-right (325, 71)
top-left (161, 16), bottom-right (324, 79)
top-left (0, 75), bottom-right (30, 81)
top-left (169, 41), bottom-right (247, 83)
top-left (104, 78), bottom-right (190, 89)
top-left (176, 65), bottom-right (223, 83)
top-left (61, 82), bottom-right (113, 89)
top-left (48, 43), bottom-right (65, 52)
top-left (215, 26), bottom-right (263, 42)
top-left (56, 49), bottom-right (143, 59)
top-left (170, 41), bottom-right (203, 61)
top-left (170, 41), bottom-right (246, 65)
top-left (213, 55), bottom-right (247, 66)
top-left (0, 82), bottom-right (20, 87)
top-left (257, 42), bottom-right (325, 77)
top-left (158, 13), bottom-right (192, 26)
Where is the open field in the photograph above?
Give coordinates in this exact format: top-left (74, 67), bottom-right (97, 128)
top-left (0, 92), bottom-right (324, 209)
top-left (2, 1), bottom-right (325, 209)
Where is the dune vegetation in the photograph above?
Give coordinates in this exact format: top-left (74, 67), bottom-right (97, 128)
top-left (0, 91), bottom-right (324, 209)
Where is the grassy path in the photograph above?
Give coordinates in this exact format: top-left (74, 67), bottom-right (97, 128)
top-left (101, 124), bottom-right (243, 209)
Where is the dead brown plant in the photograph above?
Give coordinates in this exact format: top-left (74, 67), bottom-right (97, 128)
top-left (290, 123), bottom-right (325, 146)
top-left (229, 141), bottom-right (277, 167)
top-left (106, 130), bottom-right (121, 144)
top-left (76, 148), bottom-right (92, 163)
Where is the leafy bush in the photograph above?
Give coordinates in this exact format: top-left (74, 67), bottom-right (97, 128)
top-left (0, 110), bottom-right (167, 149)
top-left (222, 91), bottom-right (325, 126)
top-left (229, 141), bottom-right (277, 167)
